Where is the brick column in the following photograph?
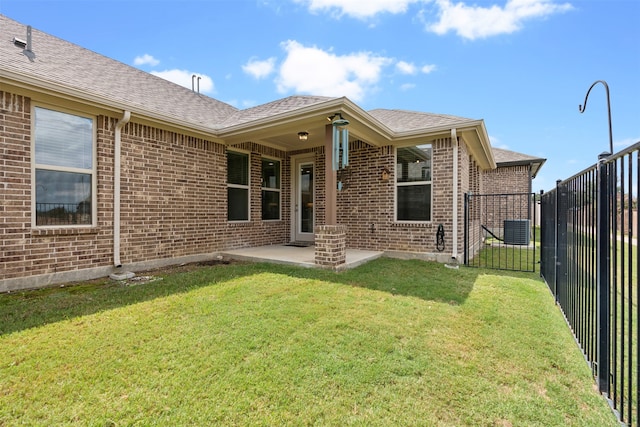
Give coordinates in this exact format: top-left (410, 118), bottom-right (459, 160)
top-left (315, 225), bottom-right (347, 270)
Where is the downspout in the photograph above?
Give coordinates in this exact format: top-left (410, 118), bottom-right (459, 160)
top-left (451, 128), bottom-right (458, 261)
top-left (114, 110), bottom-right (131, 267)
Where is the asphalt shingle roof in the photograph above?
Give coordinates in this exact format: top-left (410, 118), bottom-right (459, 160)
top-left (220, 95), bottom-right (337, 127)
top-left (492, 147), bottom-right (544, 165)
top-left (0, 15), bottom-right (238, 129)
top-left (491, 147), bottom-right (546, 177)
top-left (368, 109), bottom-right (473, 133)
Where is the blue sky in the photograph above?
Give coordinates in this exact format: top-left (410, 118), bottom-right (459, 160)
top-left (1, 0), bottom-right (638, 191)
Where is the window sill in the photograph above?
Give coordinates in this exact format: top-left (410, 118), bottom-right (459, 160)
top-left (31, 227), bottom-right (99, 237)
top-left (392, 222), bottom-right (433, 228)
top-left (227, 221), bottom-right (251, 227)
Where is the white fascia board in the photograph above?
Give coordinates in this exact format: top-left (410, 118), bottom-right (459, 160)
top-left (456, 120), bottom-right (496, 170)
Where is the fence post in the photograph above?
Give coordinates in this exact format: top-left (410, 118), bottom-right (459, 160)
top-left (463, 193), bottom-right (469, 265)
top-left (554, 179), bottom-right (562, 302)
top-left (597, 152), bottom-right (611, 395)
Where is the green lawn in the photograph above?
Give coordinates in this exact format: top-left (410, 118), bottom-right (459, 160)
top-left (0, 258), bottom-right (618, 426)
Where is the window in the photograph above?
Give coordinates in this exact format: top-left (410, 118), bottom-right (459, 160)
top-left (227, 151), bottom-right (249, 221)
top-left (261, 158), bottom-right (281, 220)
top-left (396, 144), bottom-right (432, 222)
top-left (34, 107), bottom-right (95, 226)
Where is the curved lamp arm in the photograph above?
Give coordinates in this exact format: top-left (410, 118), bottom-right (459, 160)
top-left (579, 80), bottom-right (613, 155)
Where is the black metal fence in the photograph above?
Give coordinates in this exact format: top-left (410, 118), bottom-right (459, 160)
top-left (464, 192), bottom-right (537, 272)
top-left (541, 141), bottom-right (640, 426)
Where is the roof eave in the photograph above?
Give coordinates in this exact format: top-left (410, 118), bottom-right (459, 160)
top-left (218, 97), bottom-right (396, 147)
top-left (0, 70), bottom-right (226, 142)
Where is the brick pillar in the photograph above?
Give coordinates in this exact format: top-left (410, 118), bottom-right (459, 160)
top-left (315, 225), bottom-right (347, 270)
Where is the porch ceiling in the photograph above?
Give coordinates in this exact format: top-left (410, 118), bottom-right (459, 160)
top-left (226, 119), bottom-right (390, 151)
top-left (221, 104), bottom-right (392, 151)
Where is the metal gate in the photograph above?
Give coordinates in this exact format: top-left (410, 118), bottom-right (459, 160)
top-left (464, 192), bottom-right (537, 272)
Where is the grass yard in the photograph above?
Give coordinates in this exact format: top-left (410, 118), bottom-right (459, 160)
top-left (469, 226), bottom-right (540, 272)
top-left (0, 258), bottom-right (618, 426)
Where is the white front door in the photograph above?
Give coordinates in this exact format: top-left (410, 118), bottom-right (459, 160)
top-left (293, 157), bottom-right (315, 242)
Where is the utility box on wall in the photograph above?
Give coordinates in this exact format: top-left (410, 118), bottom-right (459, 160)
top-left (503, 219), bottom-right (530, 245)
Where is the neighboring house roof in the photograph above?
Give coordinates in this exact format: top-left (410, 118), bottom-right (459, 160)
top-left (492, 147), bottom-right (546, 178)
top-left (0, 14), bottom-right (496, 169)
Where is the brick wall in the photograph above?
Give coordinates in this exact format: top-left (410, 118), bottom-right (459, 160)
top-left (466, 157), bottom-right (483, 259)
top-left (118, 122), bottom-right (227, 262)
top-left (315, 224), bottom-right (346, 269)
top-left (482, 164), bottom-right (531, 194)
top-left (337, 137), bottom-right (469, 259)
top-left (0, 90), bottom-right (294, 290)
top-left (1, 92), bottom-right (31, 280)
top-left (481, 165), bottom-right (532, 231)
top-left (1, 93), bottom-right (115, 287)
top-left (224, 141), bottom-right (291, 249)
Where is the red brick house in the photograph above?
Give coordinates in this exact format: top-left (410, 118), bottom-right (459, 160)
top-left (0, 15), bottom-right (543, 291)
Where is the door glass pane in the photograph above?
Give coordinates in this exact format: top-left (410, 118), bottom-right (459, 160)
top-left (300, 164), bottom-right (313, 233)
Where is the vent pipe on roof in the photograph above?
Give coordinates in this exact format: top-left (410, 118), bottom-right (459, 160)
top-left (26, 25), bottom-right (32, 51)
top-left (191, 75), bottom-right (201, 93)
top-left (14, 25), bottom-right (36, 61)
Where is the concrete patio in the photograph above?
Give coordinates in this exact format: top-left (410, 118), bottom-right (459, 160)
top-left (220, 244), bottom-right (383, 270)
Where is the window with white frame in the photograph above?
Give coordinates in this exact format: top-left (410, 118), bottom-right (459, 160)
top-left (261, 158), bottom-right (281, 220)
top-left (396, 144), bottom-right (432, 222)
top-left (227, 151), bottom-right (249, 221)
top-left (34, 107), bottom-right (95, 226)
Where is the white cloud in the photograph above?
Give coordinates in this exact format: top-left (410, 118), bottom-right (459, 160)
top-left (421, 64), bottom-right (437, 74)
top-left (489, 135), bottom-right (509, 149)
top-left (151, 70), bottom-right (215, 94)
top-left (400, 83), bottom-right (416, 91)
top-left (396, 61), bottom-right (417, 75)
top-left (276, 40), bottom-right (392, 101)
top-left (295, 0), bottom-right (418, 19)
top-left (426, 0), bottom-right (573, 40)
top-left (242, 57), bottom-right (277, 79)
top-left (133, 54), bottom-right (160, 67)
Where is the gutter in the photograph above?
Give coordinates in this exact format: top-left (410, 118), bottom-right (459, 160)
top-left (114, 110), bottom-right (131, 267)
top-left (451, 128), bottom-right (458, 261)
